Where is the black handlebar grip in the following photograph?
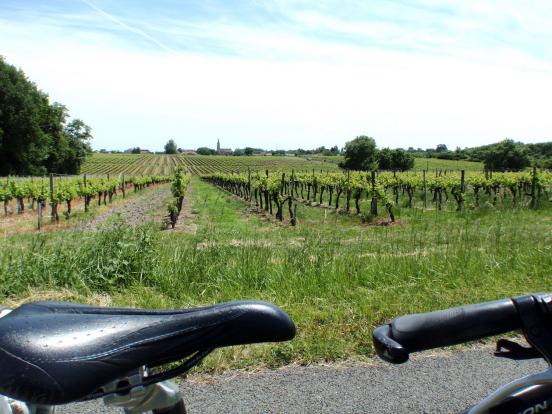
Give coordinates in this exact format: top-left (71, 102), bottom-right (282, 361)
top-left (389, 298), bottom-right (522, 352)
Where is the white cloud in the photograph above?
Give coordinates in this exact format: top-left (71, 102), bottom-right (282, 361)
top-left (1, 1), bottom-right (551, 151)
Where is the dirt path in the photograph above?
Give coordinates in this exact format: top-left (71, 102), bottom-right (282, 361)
top-left (77, 184), bottom-right (172, 231)
top-left (171, 185), bottom-right (197, 234)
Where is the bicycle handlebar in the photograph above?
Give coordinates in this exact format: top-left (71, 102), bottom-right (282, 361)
top-left (373, 297), bottom-right (525, 364)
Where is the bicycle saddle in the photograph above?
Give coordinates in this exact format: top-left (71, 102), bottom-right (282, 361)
top-left (0, 300), bottom-right (295, 405)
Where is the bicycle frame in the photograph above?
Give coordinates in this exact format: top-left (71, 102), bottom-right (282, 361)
top-left (464, 368), bottom-right (552, 414)
top-left (0, 377), bottom-right (182, 414)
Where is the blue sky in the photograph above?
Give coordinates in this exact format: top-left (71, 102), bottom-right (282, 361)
top-left (1, 0), bottom-right (551, 151)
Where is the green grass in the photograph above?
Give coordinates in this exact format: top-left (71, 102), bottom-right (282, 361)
top-left (0, 176), bottom-right (550, 371)
top-left (412, 157), bottom-right (483, 171)
top-left (310, 154), bottom-right (483, 171)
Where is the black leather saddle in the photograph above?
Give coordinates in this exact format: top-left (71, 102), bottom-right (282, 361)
top-left (0, 300), bottom-right (295, 405)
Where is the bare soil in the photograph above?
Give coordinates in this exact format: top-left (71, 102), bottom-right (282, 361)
top-left (78, 185), bottom-right (172, 231)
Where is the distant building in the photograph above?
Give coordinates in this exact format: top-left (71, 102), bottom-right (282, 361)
top-left (216, 139), bottom-right (232, 155)
top-left (124, 148), bottom-right (152, 154)
top-left (180, 149), bottom-right (197, 155)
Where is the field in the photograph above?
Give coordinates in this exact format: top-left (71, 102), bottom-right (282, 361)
top-left (81, 154), bottom-right (341, 176)
top-left (81, 153), bottom-right (483, 176)
top-left (1, 152), bottom-right (551, 371)
top-left (310, 154), bottom-right (484, 171)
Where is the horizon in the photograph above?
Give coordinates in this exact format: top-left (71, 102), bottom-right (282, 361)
top-left (93, 137), bottom-right (550, 154)
top-left (2, 1), bottom-right (552, 152)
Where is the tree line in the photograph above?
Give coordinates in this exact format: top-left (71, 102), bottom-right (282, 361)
top-left (341, 136), bottom-right (552, 171)
top-left (0, 56), bottom-right (92, 176)
top-left (340, 136), bottom-right (415, 171)
top-left (407, 140), bottom-right (552, 170)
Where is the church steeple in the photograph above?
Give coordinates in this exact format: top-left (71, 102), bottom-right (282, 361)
top-left (217, 139), bottom-right (220, 153)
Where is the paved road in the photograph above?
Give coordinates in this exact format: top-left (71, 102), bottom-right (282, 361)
top-left (57, 345), bottom-right (547, 413)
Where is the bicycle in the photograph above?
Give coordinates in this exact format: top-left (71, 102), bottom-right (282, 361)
top-left (373, 292), bottom-right (552, 414)
top-left (0, 300), bottom-right (295, 413)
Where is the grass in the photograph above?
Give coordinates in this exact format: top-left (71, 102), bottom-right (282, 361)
top-left (412, 157), bottom-right (483, 170)
top-left (0, 176), bottom-right (550, 372)
top-left (310, 154), bottom-right (483, 171)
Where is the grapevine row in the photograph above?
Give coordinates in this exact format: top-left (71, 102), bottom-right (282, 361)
top-left (0, 174), bottom-right (171, 227)
top-left (166, 168), bottom-right (191, 228)
top-left (203, 168), bottom-right (552, 224)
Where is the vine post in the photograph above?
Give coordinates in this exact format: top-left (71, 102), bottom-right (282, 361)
top-left (346, 169), bottom-right (351, 212)
top-left (370, 170), bottom-right (378, 217)
top-left (247, 168), bottom-right (251, 202)
top-left (423, 170), bottom-right (428, 209)
top-left (49, 173), bottom-right (55, 221)
top-left (530, 166), bottom-right (537, 209)
top-left (37, 197), bottom-right (42, 230)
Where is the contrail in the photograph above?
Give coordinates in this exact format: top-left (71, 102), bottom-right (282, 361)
top-left (81, 0), bottom-right (175, 53)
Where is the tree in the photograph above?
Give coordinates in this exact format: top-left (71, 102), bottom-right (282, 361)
top-left (377, 148), bottom-right (393, 170)
top-left (436, 144), bottom-right (448, 152)
top-left (244, 147), bottom-right (254, 156)
top-left (233, 148), bottom-right (245, 156)
top-left (0, 57), bottom-right (51, 175)
top-left (61, 119), bottom-right (93, 173)
top-left (131, 147), bottom-right (141, 154)
top-left (0, 56), bottom-right (93, 175)
top-left (164, 139), bottom-right (178, 154)
top-left (390, 148), bottom-right (414, 171)
top-left (483, 139), bottom-right (530, 171)
top-left (339, 136), bottom-right (378, 171)
top-left (197, 147), bottom-right (215, 155)
top-left (378, 148), bottom-right (414, 171)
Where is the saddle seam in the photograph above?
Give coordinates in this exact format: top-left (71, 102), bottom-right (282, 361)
top-left (0, 345), bottom-right (64, 394)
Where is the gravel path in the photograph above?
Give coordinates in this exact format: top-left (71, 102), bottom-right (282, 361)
top-left (77, 185), bottom-right (171, 230)
top-left (56, 346), bottom-right (547, 413)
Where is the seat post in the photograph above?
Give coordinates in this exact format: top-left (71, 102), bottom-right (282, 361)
top-left (102, 368), bottom-right (183, 413)
top-left (0, 397), bottom-right (55, 414)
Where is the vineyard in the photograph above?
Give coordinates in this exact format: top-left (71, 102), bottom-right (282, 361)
top-left (0, 174), bottom-right (170, 229)
top-left (0, 165), bottom-right (550, 370)
top-left (81, 154), bottom-right (340, 176)
top-left (204, 169), bottom-right (552, 224)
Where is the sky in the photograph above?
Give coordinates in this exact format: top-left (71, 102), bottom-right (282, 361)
top-left (1, 1), bottom-right (552, 152)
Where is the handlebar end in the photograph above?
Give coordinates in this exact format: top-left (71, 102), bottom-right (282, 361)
top-left (373, 324), bottom-right (409, 364)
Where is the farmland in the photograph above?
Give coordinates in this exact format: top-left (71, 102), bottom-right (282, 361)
top-left (1, 151), bottom-right (551, 370)
top-left (81, 153), bottom-right (483, 176)
top-left (311, 154), bottom-right (485, 171)
top-left (205, 169), bottom-right (552, 226)
top-left (0, 175), bottom-right (169, 235)
top-left (81, 154), bottom-right (341, 176)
